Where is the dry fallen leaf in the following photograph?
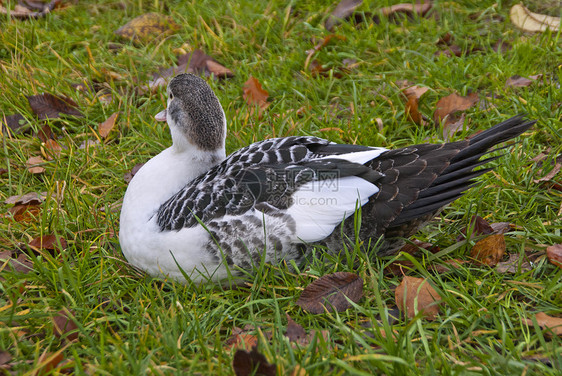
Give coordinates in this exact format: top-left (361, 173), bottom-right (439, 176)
top-left (285, 314), bottom-right (306, 344)
top-left (29, 235), bottom-right (67, 252)
top-left (457, 215), bottom-right (495, 241)
top-left (1, 113), bottom-right (28, 134)
top-left (395, 276), bottom-right (440, 320)
top-left (124, 163), bottom-right (145, 183)
top-left (7, 204), bottom-right (41, 223)
top-left (296, 272), bottom-right (363, 314)
top-left (232, 346), bottom-right (276, 376)
top-left (5, 192), bottom-right (45, 206)
top-left (546, 244), bottom-right (562, 269)
top-left (243, 77), bottom-right (270, 116)
top-left (27, 93), bottom-right (83, 120)
top-left (98, 112), bottom-right (119, 138)
top-left (510, 4), bottom-right (561, 33)
top-left (325, 0), bottom-right (363, 31)
top-left (505, 74), bottom-right (543, 88)
top-left (470, 234), bottom-right (506, 266)
top-left (115, 13), bottom-right (180, 43)
top-left (0, 251), bottom-right (33, 274)
top-left (496, 252), bottom-right (533, 274)
top-left (433, 92), bottom-right (478, 126)
top-left (34, 348), bottom-right (65, 376)
top-left (525, 312), bottom-right (562, 336)
top-left (0, 0), bottom-right (61, 19)
top-left (380, 2), bottom-right (432, 17)
top-left (26, 156), bottom-right (46, 174)
top-left (44, 139), bottom-right (62, 160)
top-left (52, 309), bottom-right (79, 341)
top-left (225, 326), bottom-right (258, 351)
top-left (402, 85), bottom-right (429, 125)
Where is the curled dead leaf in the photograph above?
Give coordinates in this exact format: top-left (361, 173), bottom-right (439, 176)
top-left (26, 156), bottom-right (46, 174)
top-left (285, 314), bottom-right (306, 344)
top-left (53, 309), bottom-right (79, 341)
top-left (296, 272), bottom-right (363, 314)
top-left (7, 204), bottom-right (41, 223)
top-left (546, 244), bottom-right (562, 269)
top-left (325, 0), bottom-right (363, 31)
top-left (496, 252), bottom-right (533, 274)
top-left (99, 112), bottom-right (119, 138)
top-left (506, 74), bottom-right (543, 88)
top-left (243, 77), bottom-right (270, 116)
top-left (29, 235), bottom-right (67, 252)
top-left (5, 192), bottom-right (45, 206)
top-left (525, 312), bottom-right (562, 336)
top-left (433, 92), bottom-right (478, 126)
top-left (27, 93), bottom-right (83, 120)
top-left (402, 85), bottom-right (429, 125)
top-left (395, 276), bottom-right (440, 320)
top-left (232, 346), bottom-right (276, 376)
top-left (124, 163), bottom-right (145, 183)
top-left (225, 326), bottom-right (258, 351)
top-left (510, 4), bottom-right (561, 33)
top-left (470, 234), bottom-right (506, 266)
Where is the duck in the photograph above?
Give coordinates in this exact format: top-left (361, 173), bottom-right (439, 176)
top-left (119, 73), bottom-right (534, 283)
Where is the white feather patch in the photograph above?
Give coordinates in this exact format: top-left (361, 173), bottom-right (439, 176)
top-left (321, 148), bottom-right (387, 165)
top-left (286, 176), bottom-right (379, 242)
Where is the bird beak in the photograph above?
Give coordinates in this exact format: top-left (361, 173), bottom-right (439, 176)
top-left (155, 109), bottom-right (167, 122)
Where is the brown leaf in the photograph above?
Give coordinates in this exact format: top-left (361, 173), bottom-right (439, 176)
top-left (296, 272), bottom-right (363, 314)
top-left (380, 2), bottom-right (432, 18)
top-left (325, 0), bottom-right (363, 31)
top-left (29, 235), bottom-right (67, 252)
top-left (492, 40), bottom-right (512, 53)
top-left (546, 244), bottom-right (562, 269)
top-left (0, 350), bottom-right (12, 366)
top-left (525, 312), bottom-right (562, 336)
top-left (35, 348), bottom-right (64, 376)
top-left (7, 204), bottom-right (41, 222)
top-left (402, 85), bottom-right (429, 125)
top-left (1, 113), bottom-right (28, 134)
top-left (243, 77), bottom-right (270, 116)
top-left (433, 92), bottom-right (478, 125)
top-left (490, 222), bottom-right (514, 234)
top-left (0, 0), bottom-right (61, 20)
top-left (457, 215), bottom-right (495, 241)
top-left (435, 44), bottom-right (463, 57)
top-left (115, 13), bottom-right (180, 44)
top-left (442, 112), bottom-right (466, 140)
top-left (124, 163), bottom-right (145, 183)
top-left (98, 112), bottom-right (119, 138)
top-left (225, 326), bottom-right (258, 351)
top-left (496, 252), bottom-right (533, 274)
top-left (533, 162), bottom-right (561, 184)
top-left (395, 276), bottom-right (440, 320)
top-left (0, 252), bottom-right (34, 274)
top-left (52, 309), bottom-right (79, 341)
top-left (26, 156), bottom-right (46, 174)
top-left (470, 234), bottom-right (506, 266)
top-left (285, 314), bottom-right (306, 344)
top-left (44, 139), bottom-right (62, 160)
top-left (510, 4), bottom-right (561, 33)
top-left (27, 93), bottom-right (83, 120)
top-left (398, 240), bottom-right (438, 255)
top-left (5, 192), bottom-right (45, 205)
top-left (505, 75), bottom-right (542, 88)
top-left (232, 346), bottom-right (276, 376)
top-left (37, 124), bottom-right (55, 142)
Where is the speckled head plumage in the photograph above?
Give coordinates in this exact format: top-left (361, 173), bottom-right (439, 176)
top-left (160, 73), bottom-right (226, 151)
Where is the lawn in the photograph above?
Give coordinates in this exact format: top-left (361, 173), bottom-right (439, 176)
top-left (0, 0), bottom-right (561, 374)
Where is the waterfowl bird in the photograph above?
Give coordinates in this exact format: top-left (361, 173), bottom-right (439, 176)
top-left (119, 73), bottom-right (534, 283)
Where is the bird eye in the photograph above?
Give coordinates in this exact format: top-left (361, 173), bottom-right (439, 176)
top-left (169, 92), bottom-right (174, 99)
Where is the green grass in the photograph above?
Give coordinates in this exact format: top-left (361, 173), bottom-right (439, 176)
top-left (1, 0), bottom-right (561, 374)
